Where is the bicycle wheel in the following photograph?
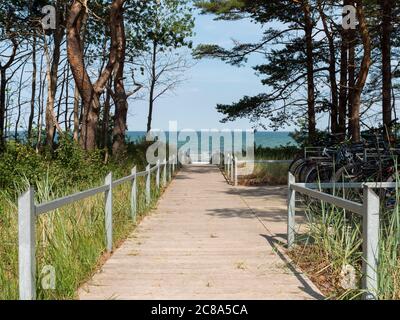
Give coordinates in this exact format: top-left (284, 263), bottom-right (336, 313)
top-left (332, 164), bottom-right (363, 201)
top-left (289, 158), bottom-right (305, 175)
top-left (293, 159), bottom-right (308, 182)
top-left (301, 165), bottom-right (333, 206)
top-left (304, 165), bottom-right (333, 184)
top-left (298, 161), bottom-right (316, 183)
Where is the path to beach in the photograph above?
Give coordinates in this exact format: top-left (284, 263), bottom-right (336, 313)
top-left (79, 165), bottom-right (322, 300)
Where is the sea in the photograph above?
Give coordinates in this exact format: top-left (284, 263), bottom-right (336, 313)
top-left (127, 131), bottom-right (296, 149)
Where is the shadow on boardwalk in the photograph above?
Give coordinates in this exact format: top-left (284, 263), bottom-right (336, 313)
top-left (79, 165), bottom-right (323, 300)
top-left (260, 234), bottom-right (324, 300)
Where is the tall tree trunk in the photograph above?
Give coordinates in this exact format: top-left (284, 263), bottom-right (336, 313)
top-left (45, 4), bottom-right (65, 150)
top-left (67, 0), bottom-right (122, 151)
top-left (67, 0), bottom-right (92, 149)
top-left (55, 63), bottom-right (68, 142)
top-left (347, 0), bottom-right (356, 138)
top-left (0, 69), bottom-right (7, 150)
top-left (45, 18), bottom-right (64, 150)
top-left (381, 0), bottom-right (393, 138)
top-left (112, 6), bottom-right (128, 156)
top-left (0, 37), bottom-right (17, 150)
top-left (147, 41), bottom-right (157, 133)
top-left (350, 0), bottom-right (371, 142)
top-left (338, 0), bottom-right (349, 140)
top-left (72, 9), bottom-right (87, 144)
top-left (102, 88), bottom-right (111, 150)
top-left (28, 37), bottom-right (37, 142)
top-left (15, 61), bottom-right (27, 141)
top-left (73, 86), bottom-right (80, 142)
top-left (318, 0), bottom-right (338, 134)
top-left (347, 36), bottom-right (356, 137)
top-left (302, 1), bottom-right (316, 143)
top-left (37, 57), bottom-right (45, 153)
top-left (65, 65), bottom-right (70, 132)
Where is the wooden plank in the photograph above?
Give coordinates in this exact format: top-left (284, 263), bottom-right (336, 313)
top-left (79, 165), bottom-right (322, 300)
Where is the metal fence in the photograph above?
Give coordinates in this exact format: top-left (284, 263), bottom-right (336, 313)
top-left (18, 155), bottom-right (177, 300)
top-left (221, 154), bottom-right (396, 299)
top-left (223, 154), bottom-right (292, 186)
top-left (287, 171), bottom-right (396, 300)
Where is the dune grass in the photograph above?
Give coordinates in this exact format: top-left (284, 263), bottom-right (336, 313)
top-left (289, 178), bottom-right (400, 299)
top-left (0, 164), bottom-right (169, 300)
top-left (234, 146), bottom-right (297, 186)
top-left (237, 162), bottom-right (290, 186)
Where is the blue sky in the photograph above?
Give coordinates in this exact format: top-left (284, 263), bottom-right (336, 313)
top-left (127, 10), bottom-right (284, 132)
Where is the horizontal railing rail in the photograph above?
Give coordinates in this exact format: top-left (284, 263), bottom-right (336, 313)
top-left (35, 185), bottom-right (110, 215)
top-left (18, 155), bottom-right (178, 300)
top-left (236, 159), bottom-right (293, 164)
top-left (287, 172), bottom-right (396, 300)
top-left (290, 183), bottom-right (364, 214)
top-left (294, 182), bottom-right (396, 189)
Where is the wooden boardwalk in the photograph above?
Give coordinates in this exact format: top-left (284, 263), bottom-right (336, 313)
top-left (79, 165), bottom-right (322, 300)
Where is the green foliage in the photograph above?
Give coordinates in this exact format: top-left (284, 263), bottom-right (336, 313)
top-left (291, 173), bottom-right (400, 299)
top-left (301, 202), bottom-right (364, 299)
top-left (195, 0), bottom-right (247, 20)
top-left (0, 141), bottom-right (47, 190)
top-left (193, 0), bottom-right (323, 129)
top-left (289, 125), bottom-right (331, 147)
top-left (134, 0), bottom-right (195, 52)
top-left (0, 138), bottom-right (169, 300)
top-left (0, 170), bottom-right (165, 299)
top-left (255, 145), bottom-right (299, 160)
top-left (194, 0), bottom-right (400, 135)
top-left (0, 138), bottom-right (150, 194)
top-left (0, 1), bottom-right (49, 32)
top-left (236, 146), bottom-right (299, 185)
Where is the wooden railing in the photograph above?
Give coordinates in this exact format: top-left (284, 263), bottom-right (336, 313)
top-left (18, 155), bottom-right (177, 300)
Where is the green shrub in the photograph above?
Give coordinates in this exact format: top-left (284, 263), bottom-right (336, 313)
top-left (0, 138), bottom-right (166, 300)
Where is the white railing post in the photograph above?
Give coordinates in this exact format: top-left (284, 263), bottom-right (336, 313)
top-left (168, 157), bottom-right (172, 181)
top-left (231, 155), bottom-right (235, 184)
top-left (362, 186), bottom-right (380, 300)
top-left (226, 154), bottom-right (229, 173)
top-left (175, 154), bottom-right (177, 171)
top-left (234, 156), bottom-right (238, 186)
top-left (18, 187), bottom-right (36, 300)
top-left (156, 160), bottom-right (160, 189)
top-left (229, 155), bottom-right (233, 183)
top-left (131, 166), bottom-right (137, 221)
top-left (172, 155), bottom-right (176, 175)
top-left (163, 158), bottom-right (167, 186)
top-left (229, 154), bottom-right (235, 183)
top-left (227, 153), bottom-right (230, 179)
top-left (287, 172), bottom-right (296, 249)
top-left (146, 164), bottom-right (151, 205)
top-left (223, 153), bottom-right (226, 172)
top-left (105, 172), bottom-right (113, 252)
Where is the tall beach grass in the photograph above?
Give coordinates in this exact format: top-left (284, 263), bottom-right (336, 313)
top-left (0, 139), bottom-right (170, 300)
top-left (236, 146), bottom-right (297, 185)
top-left (289, 176), bottom-right (400, 299)
top-left (0, 171), bottom-right (167, 300)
